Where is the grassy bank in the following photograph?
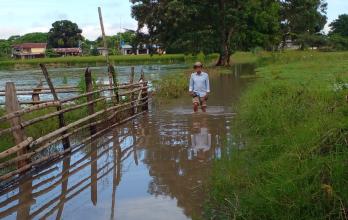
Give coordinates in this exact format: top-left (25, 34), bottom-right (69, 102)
top-left (0, 53), bottom-right (219, 69)
top-left (205, 51), bottom-right (348, 219)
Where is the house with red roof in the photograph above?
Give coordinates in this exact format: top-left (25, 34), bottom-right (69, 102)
top-left (12, 43), bottom-right (47, 59)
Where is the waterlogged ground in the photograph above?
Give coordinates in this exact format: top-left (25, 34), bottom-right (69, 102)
top-left (0, 63), bottom-right (254, 220)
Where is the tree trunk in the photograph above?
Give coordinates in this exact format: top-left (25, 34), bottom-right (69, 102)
top-left (216, 0), bottom-right (231, 67)
top-left (216, 43), bottom-right (230, 66)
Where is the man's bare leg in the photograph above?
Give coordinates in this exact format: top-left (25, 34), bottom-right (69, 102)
top-left (193, 103), bottom-right (199, 113)
top-left (202, 106), bottom-right (207, 112)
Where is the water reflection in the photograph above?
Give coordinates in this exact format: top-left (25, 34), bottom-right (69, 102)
top-left (190, 116), bottom-right (212, 160)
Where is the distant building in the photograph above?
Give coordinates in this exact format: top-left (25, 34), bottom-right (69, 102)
top-left (120, 44), bottom-right (153, 55)
top-left (97, 47), bottom-right (108, 56)
top-left (121, 45), bottom-right (133, 55)
top-left (12, 43), bottom-right (47, 59)
top-left (53, 48), bottom-right (82, 56)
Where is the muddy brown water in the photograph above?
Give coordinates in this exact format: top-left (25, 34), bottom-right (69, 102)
top-left (0, 63), bottom-right (254, 220)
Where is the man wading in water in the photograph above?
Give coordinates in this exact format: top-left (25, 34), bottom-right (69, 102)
top-left (189, 62), bottom-right (210, 113)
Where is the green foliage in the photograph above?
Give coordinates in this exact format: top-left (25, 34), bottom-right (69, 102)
top-left (154, 72), bottom-right (189, 99)
top-left (328, 34), bottom-right (348, 51)
top-left (296, 33), bottom-right (328, 49)
top-left (329, 14), bottom-right (348, 37)
top-left (16, 32), bottom-right (48, 43)
top-left (131, 0), bottom-right (281, 65)
top-left (0, 40), bottom-right (11, 58)
top-left (45, 49), bottom-right (59, 58)
top-left (89, 47), bottom-right (99, 56)
top-left (205, 51), bottom-right (348, 219)
top-left (48, 20), bottom-right (83, 48)
top-left (280, 0), bottom-right (327, 45)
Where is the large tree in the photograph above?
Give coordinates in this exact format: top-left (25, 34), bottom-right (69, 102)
top-left (131, 0), bottom-right (280, 66)
top-left (0, 40), bottom-right (11, 58)
top-left (48, 20), bottom-right (83, 48)
top-left (280, 0), bottom-right (327, 48)
top-left (329, 14), bottom-right (348, 37)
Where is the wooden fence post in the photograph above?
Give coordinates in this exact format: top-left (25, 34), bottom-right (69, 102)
top-left (108, 64), bottom-right (119, 104)
top-left (5, 82), bottom-right (29, 168)
top-left (139, 70), bottom-right (149, 111)
top-left (39, 64), bottom-right (71, 150)
top-left (85, 68), bottom-right (97, 135)
top-left (130, 67), bottom-right (135, 85)
top-left (130, 67), bottom-right (135, 114)
top-left (32, 80), bottom-right (43, 104)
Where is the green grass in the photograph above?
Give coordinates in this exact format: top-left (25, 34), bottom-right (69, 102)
top-left (232, 51), bottom-right (261, 64)
top-left (154, 72), bottom-right (189, 99)
top-left (0, 53), bottom-right (219, 69)
top-left (205, 51), bottom-right (348, 219)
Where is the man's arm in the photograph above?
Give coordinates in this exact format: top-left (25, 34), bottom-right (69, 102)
top-left (189, 74), bottom-right (194, 94)
top-left (206, 74), bottom-right (210, 94)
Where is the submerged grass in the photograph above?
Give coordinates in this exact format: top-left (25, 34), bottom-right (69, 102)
top-left (205, 51), bottom-right (348, 219)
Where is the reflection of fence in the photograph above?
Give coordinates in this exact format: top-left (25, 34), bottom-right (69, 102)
top-left (0, 126), bottom-right (138, 219)
top-left (0, 64), bottom-right (148, 181)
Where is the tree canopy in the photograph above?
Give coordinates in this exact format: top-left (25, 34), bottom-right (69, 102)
top-left (329, 14), bottom-right (348, 37)
top-left (131, 0), bottom-right (328, 65)
top-left (131, 0), bottom-right (281, 66)
top-left (48, 20), bottom-right (83, 48)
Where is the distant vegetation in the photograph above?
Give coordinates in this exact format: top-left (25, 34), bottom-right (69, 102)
top-left (0, 54), bottom-right (219, 69)
top-left (1, 5), bottom-right (348, 67)
top-left (205, 51), bottom-right (348, 219)
top-left (130, 0), bottom-right (348, 66)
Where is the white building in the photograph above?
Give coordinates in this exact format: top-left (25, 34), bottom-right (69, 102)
top-left (121, 44), bottom-right (149, 55)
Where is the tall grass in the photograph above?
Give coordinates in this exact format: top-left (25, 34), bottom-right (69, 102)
top-left (154, 72), bottom-right (189, 99)
top-left (205, 51), bottom-right (348, 219)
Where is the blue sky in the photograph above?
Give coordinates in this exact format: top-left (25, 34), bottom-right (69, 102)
top-left (0, 0), bottom-right (347, 40)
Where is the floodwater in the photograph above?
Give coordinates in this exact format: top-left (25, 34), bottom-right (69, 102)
top-left (0, 63), bottom-right (255, 220)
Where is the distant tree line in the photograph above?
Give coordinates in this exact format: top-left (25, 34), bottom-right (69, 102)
top-left (1, 6), bottom-right (348, 63)
top-left (130, 0), bottom-right (348, 66)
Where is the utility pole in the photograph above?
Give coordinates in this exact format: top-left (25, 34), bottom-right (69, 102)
top-left (98, 6), bottom-right (114, 91)
top-left (98, 7), bottom-right (109, 64)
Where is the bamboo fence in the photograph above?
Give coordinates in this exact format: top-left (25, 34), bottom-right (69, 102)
top-left (0, 64), bottom-right (149, 182)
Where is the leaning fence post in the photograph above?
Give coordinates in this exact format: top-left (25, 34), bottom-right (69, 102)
top-left (39, 64), bottom-right (71, 150)
top-left (5, 82), bottom-right (29, 168)
top-left (32, 80), bottom-right (43, 104)
top-left (85, 68), bottom-right (97, 135)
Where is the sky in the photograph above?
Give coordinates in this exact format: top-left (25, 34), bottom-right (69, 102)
top-left (0, 0), bottom-right (347, 40)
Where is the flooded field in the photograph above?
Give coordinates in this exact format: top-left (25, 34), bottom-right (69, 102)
top-left (0, 63), bottom-right (189, 103)
top-left (0, 63), bottom-right (254, 219)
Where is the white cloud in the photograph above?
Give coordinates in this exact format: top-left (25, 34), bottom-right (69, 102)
top-left (0, 0), bottom-right (138, 40)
